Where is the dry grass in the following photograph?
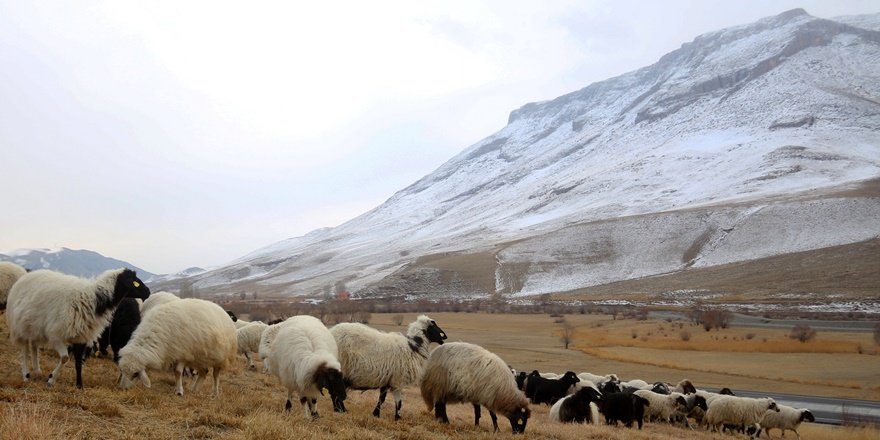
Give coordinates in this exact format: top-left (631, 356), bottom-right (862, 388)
top-left (0, 313), bottom-right (877, 439)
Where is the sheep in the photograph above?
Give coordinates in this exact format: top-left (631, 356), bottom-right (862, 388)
top-left (595, 392), bottom-right (650, 429)
top-left (634, 389), bottom-right (689, 424)
top-left (673, 379), bottom-right (697, 394)
top-left (234, 319), bottom-right (251, 329)
top-left (259, 318), bottom-right (296, 374)
top-left (671, 393), bottom-right (708, 429)
top-left (139, 291), bottom-right (179, 316)
top-left (118, 298), bottom-right (237, 397)
top-left (757, 404), bottom-right (814, 440)
top-left (6, 268), bottom-right (151, 388)
top-left (331, 315), bottom-right (447, 420)
top-left (703, 396), bottom-right (779, 435)
top-left (236, 321), bottom-right (268, 369)
top-left (267, 315), bottom-right (347, 417)
top-left (0, 261), bottom-right (27, 311)
top-left (420, 341), bottom-right (530, 434)
top-left (577, 372), bottom-right (620, 388)
top-left (548, 385), bottom-right (603, 424)
top-left (96, 297), bottom-right (141, 363)
top-left (529, 371), bottom-right (580, 405)
top-left (693, 388), bottom-right (736, 425)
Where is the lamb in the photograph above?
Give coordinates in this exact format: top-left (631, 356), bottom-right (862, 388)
top-left (420, 341), bottom-right (530, 433)
top-left (331, 315), bottom-right (447, 420)
top-left (6, 268), bottom-right (151, 388)
top-left (703, 396), bottom-right (779, 435)
top-left (548, 385), bottom-right (603, 424)
top-left (118, 298), bottom-right (237, 397)
top-left (0, 261), bottom-right (27, 311)
top-left (757, 404), bottom-right (814, 440)
top-left (529, 371), bottom-right (580, 405)
top-left (96, 297), bottom-right (141, 363)
top-left (267, 315), bottom-right (347, 417)
top-left (138, 291), bottom-right (179, 316)
top-left (595, 392), bottom-right (650, 429)
top-left (236, 321), bottom-right (268, 369)
top-left (634, 389), bottom-right (689, 424)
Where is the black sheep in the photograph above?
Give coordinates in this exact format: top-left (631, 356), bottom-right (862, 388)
top-left (515, 371), bottom-right (528, 391)
top-left (531, 371), bottom-right (580, 405)
top-left (96, 297), bottom-right (141, 362)
top-left (557, 386), bottom-right (603, 423)
top-left (523, 370), bottom-right (541, 400)
top-left (596, 392), bottom-right (650, 429)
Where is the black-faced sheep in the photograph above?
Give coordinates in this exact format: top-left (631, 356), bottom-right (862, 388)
top-left (420, 341), bottom-right (530, 434)
top-left (331, 315), bottom-right (447, 420)
top-left (530, 371), bottom-right (580, 405)
top-left (703, 396), bottom-right (779, 435)
top-left (236, 321), bottom-right (268, 369)
top-left (118, 298), bottom-right (237, 397)
top-left (267, 315), bottom-right (347, 417)
top-left (758, 404), bottom-right (814, 440)
top-left (596, 392), bottom-right (650, 429)
top-left (548, 385), bottom-right (603, 423)
top-left (6, 268), bottom-right (151, 388)
top-left (0, 261), bottom-right (27, 311)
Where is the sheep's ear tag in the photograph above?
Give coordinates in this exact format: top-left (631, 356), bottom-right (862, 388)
top-left (133, 281), bottom-right (140, 287)
top-left (440, 332), bottom-right (446, 337)
top-left (517, 419), bottom-right (524, 425)
top-left (322, 387), bottom-right (328, 395)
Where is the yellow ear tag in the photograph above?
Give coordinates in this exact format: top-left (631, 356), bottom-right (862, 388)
top-left (322, 388), bottom-right (329, 395)
top-left (518, 420), bottom-right (524, 425)
top-left (440, 333), bottom-right (446, 337)
top-left (133, 281), bottom-right (140, 287)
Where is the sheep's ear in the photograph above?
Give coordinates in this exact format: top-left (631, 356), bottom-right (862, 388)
top-left (133, 281), bottom-right (141, 288)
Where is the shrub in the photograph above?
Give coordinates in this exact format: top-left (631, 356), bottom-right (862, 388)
top-left (745, 332), bottom-right (756, 340)
top-left (790, 323), bottom-right (816, 343)
top-left (680, 330), bottom-right (691, 341)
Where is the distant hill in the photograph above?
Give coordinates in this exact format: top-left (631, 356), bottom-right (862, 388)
top-left (0, 247), bottom-right (155, 280)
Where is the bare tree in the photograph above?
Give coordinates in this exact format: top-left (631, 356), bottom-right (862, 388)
top-left (560, 319), bottom-right (575, 349)
top-left (790, 323), bottom-right (816, 343)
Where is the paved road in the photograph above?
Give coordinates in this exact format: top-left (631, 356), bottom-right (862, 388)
top-left (729, 389), bottom-right (880, 426)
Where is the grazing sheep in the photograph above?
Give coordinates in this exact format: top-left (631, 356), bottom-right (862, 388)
top-left (268, 315), bottom-right (346, 417)
top-left (673, 379), bottom-right (697, 394)
top-left (118, 298), bottom-right (237, 397)
top-left (596, 392), bottom-right (650, 429)
top-left (236, 321), bottom-right (268, 369)
top-left (578, 372), bottom-right (620, 388)
top-left (530, 371), bottom-right (580, 405)
top-left (0, 261), bottom-right (27, 311)
top-left (634, 389), bottom-right (689, 423)
top-left (420, 341), bottom-right (530, 434)
top-left (6, 268), bottom-right (151, 388)
top-left (703, 396), bottom-right (779, 435)
top-left (96, 297), bottom-right (141, 363)
top-left (259, 318), bottom-right (296, 374)
top-left (673, 393), bottom-right (708, 429)
top-left (693, 388), bottom-right (736, 424)
top-left (139, 291), bottom-right (179, 316)
top-left (331, 315), bottom-right (447, 420)
top-left (758, 404), bottom-right (814, 440)
top-left (549, 385), bottom-right (603, 423)
top-left (621, 379), bottom-right (650, 390)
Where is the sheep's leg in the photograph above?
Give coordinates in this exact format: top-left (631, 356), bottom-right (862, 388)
top-left (30, 342), bottom-right (42, 375)
top-left (70, 343), bottom-right (88, 389)
top-left (19, 345), bottom-right (31, 381)
top-left (175, 363), bottom-right (186, 396)
top-left (392, 388), bottom-right (403, 420)
top-left (434, 399), bottom-right (449, 423)
top-left (47, 343), bottom-right (69, 386)
top-left (284, 391), bottom-right (293, 412)
top-left (244, 352), bottom-right (253, 369)
top-left (211, 367), bottom-right (221, 397)
top-left (190, 368), bottom-right (208, 392)
top-left (489, 410), bottom-right (499, 432)
top-left (372, 386), bottom-right (389, 417)
top-left (473, 404), bottom-right (481, 426)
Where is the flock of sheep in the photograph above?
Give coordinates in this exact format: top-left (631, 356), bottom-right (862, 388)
top-left (0, 262), bottom-right (815, 438)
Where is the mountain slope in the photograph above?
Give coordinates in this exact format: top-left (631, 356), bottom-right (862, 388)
top-left (179, 9), bottom-right (880, 300)
top-left (0, 248), bottom-right (155, 279)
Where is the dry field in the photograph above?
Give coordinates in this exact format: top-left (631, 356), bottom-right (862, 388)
top-left (1, 312), bottom-right (878, 440)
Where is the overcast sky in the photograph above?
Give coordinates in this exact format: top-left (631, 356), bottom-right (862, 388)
top-left (1, 1), bottom-right (876, 274)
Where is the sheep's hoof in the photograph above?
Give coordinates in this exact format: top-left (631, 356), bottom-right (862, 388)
top-left (372, 409), bottom-right (381, 418)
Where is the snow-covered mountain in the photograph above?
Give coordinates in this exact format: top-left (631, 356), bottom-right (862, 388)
top-left (177, 9), bottom-right (880, 300)
top-left (0, 248), bottom-right (155, 280)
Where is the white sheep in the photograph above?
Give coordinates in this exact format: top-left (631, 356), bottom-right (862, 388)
top-left (634, 389), bottom-right (689, 423)
top-left (118, 298), bottom-right (237, 397)
top-left (621, 379), bottom-right (651, 390)
top-left (234, 319), bottom-right (251, 329)
top-left (703, 395), bottom-right (779, 435)
top-left (267, 315), bottom-right (347, 417)
top-left (259, 318), bottom-right (296, 374)
top-left (235, 321), bottom-right (268, 369)
top-left (577, 372), bottom-right (619, 385)
top-left (0, 261), bottom-right (27, 311)
top-left (420, 341), bottom-right (531, 433)
top-left (331, 315), bottom-right (447, 420)
top-left (6, 268), bottom-right (151, 388)
top-left (138, 291), bottom-right (179, 316)
top-left (759, 404), bottom-right (814, 440)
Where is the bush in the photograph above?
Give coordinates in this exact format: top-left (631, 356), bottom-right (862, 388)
top-left (789, 323), bottom-right (816, 343)
top-left (745, 332), bottom-right (756, 340)
top-left (680, 330), bottom-right (691, 341)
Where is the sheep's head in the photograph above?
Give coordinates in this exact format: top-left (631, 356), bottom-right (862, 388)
top-left (315, 365), bottom-right (347, 413)
top-left (226, 310), bottom-right (238, 322)
top-left (507, 406), bottom-right (530, 434)
top-left (115, 268), bottom-right (151, 300)
top-left (694, 395), bottom-right (708, 411)
top-left (674, 395), bottom-right (688, 410)
top-left (599, 380), bottom-right (620, 394)
top-left (561, 371), bottom-right (580, 385)
top-left (767, 399), bottom-right (780, 412)
top-left (801, 410), bottom-right (815, 422)
top-left (576, 386), bottom-right (603, 403)
top-left (411, 315), bottom-right (447, 345)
